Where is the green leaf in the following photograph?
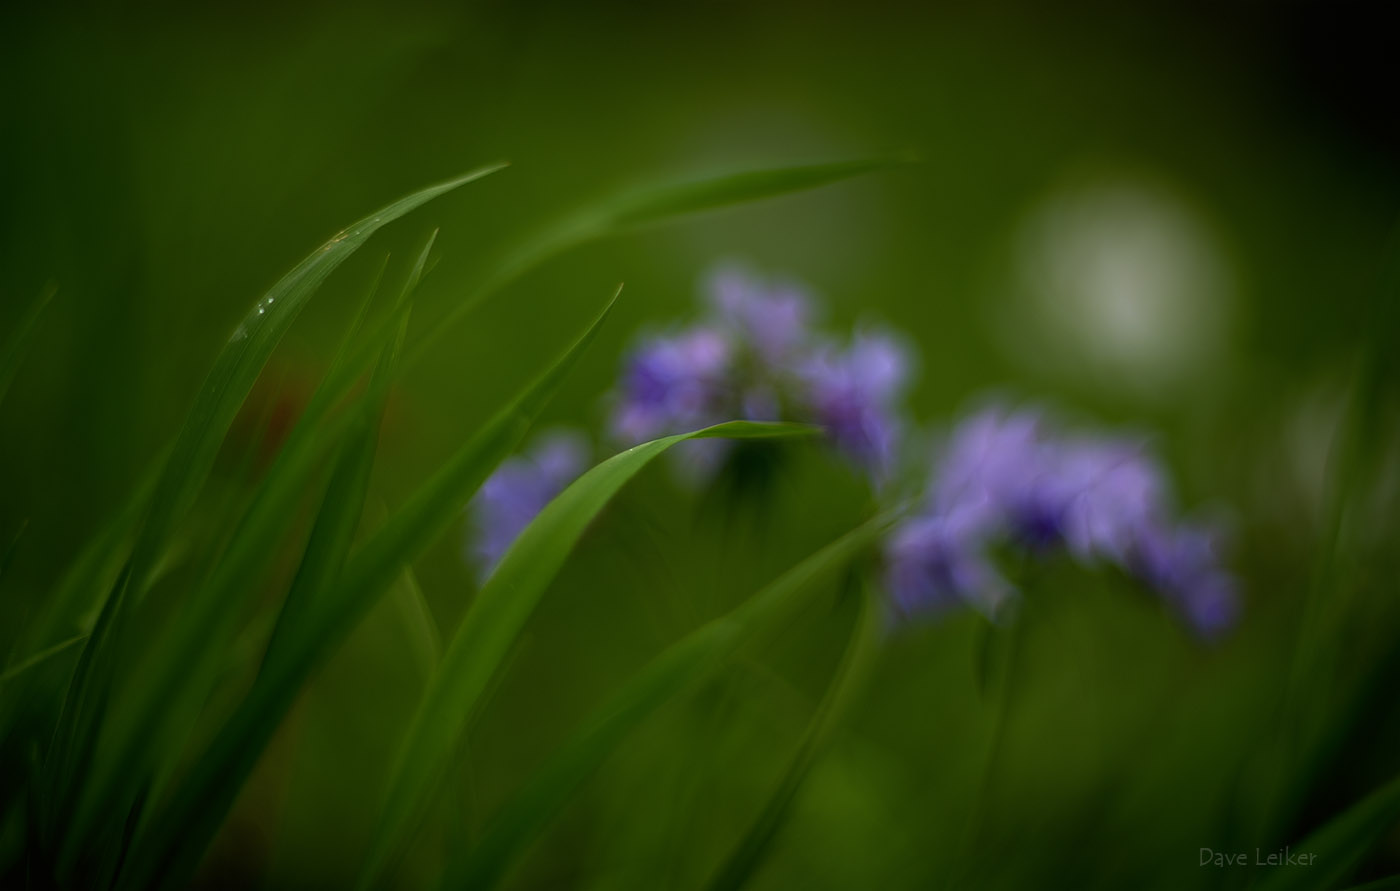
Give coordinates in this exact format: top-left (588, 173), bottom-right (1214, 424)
top-left (705, 581), bottom-right (885, 891)
top-left (1258, 771), bottom-right (1400, 891)
top-left (601, 157), bottom-right (906, 230)
top-left (442, 516), bottom-right (892, 891)
top-left (114, 310), bottom-right (406, 891)
top-left (407, 157), bottom-right (904, 367)
top-left (263, 285), bottom-right (620, 686)
top-left (130, 164), bottom-right (503, 606)
top-left (0, 635), bottom-right (87, 687)
top-left (0, 282), bottom-right (56, 406)
top-left (391, 565), bottom-right (441, 683)
top-left (358, 420), bottom-right (824, 890)
top-left (271, 158), bottom-right (898, 474)
top-left (50, 168), bottom-right (502, 874)
top-left (115, 290), bottom-right (617, 891)
top-left (1342, 875), bottom-right (1400, 891)
top-left (0, 519), bottom-right (27, 586)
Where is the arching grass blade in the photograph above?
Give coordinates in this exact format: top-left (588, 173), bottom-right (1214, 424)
top-left (115, 289), bottom-right (617, 891)
top-left (0, 282), bottom-right (56, 407)
top-left (409, 157), bottom-right (902, 366)
top-left (1258, 771), bottom-right (1400, 891)
top-left (706, 582), bottom-right (885, 891)
top-left (359, 421), bottom-right (822, 889)
top-left (443, 517), bottom-right (892, 891)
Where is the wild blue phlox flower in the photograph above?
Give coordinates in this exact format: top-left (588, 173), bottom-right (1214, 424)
top-left (886, 402), bottom-right (1239, 637)
top-left (609, 265), bottom-right (912, 481)
top-left (468, 430), bottom-right (589, 581)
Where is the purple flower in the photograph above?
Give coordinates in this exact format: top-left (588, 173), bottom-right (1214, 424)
top-left (1132, 521), bottom-right (1240, 638)
top-left (1059, 440), bottom-right (1166, 564)
top-left (797, 330), bottom-right (914, 478)
top-left (884, 499), bottom-right (1012, 619)
top-left (611, 328), bottom-right (732, 444)
top-left (707, 266), bottom-right (814, 368)
top-left (932, 405), bottom-right (1053, 542)
top-left (608, 264), bottom-right (915, 485)
top-left (468, 431), bottom-right (589, 582)
top-left (885, 400), bottom-right (1240, 638)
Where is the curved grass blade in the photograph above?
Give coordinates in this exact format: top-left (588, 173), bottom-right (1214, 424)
top-left (115, 319), bottom-right (401, 891)
top-left (1258, 770), bottom-right (1400, 891)
top-left (1342, 875), bottom-right (1400, 891)
top-left (114, 290), bottom-right (617, 891)
top-left (392, 565), bottom-right (441, 682)
top-left (122, 164), bottom-right (502, 602)
top-left (359, 420), bottom-right (822, 889)
top-left (706, 582), bottom-right (884, 891)
top-left (0, 282), bottom-right (56, 406)
top-left (0, 635), bottom-right (87, 687)
top-left (57, 311), bottom-right (410, 874)
top-left (442, 517), bottom-right (893, 891)
top-left (52, 169), bottom-right (501, 873)
top-left (281, 158), bottom-right (899, 463)
top-left (408, 157), bottom-right (904, 366)
top-left (261, 284), bottom-right (619, 685)
top-left (0, 519), bottom-right (26, 588)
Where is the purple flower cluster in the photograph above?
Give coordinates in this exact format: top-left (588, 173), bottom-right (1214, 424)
top-left (466, 264), bottom-right (1240, 638)
top-left (609, 266), bottom-right (912, 481)
top-left (467, 430), bottom-right (588, 581)
top-left (884, 403), bottom-right (1239, 637)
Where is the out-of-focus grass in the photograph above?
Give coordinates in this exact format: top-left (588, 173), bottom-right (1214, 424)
top-left (1, 2), bottom-right (1398, 889)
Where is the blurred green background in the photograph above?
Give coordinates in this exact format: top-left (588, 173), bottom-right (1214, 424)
top-left (3, 1), bottom-right (1398, 888)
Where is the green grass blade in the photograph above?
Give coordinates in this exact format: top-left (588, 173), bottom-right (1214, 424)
top-left (408, 157), bottom-right (902, 365)
top-left (0, 282), bottom-right (56, 406)
top-left (125, 164), bottom-right (503, 599)
top-left (19, 454), bottom-right (161, 658)
top-left (275, 158), bottom-right (896, 462)
top-left (398, 229), bottom-right (438, 310)
top-left (40, 168), bottom-right (502, 849)
top-left (110, 290), bottom-right (616, 891)
top-left (600, 157), bottom-right (905, 230)
top-left (443, 517), bottom-right (892, 891)
top-left (0, 635), bottom-right (87, 687)
top-left (117, 326), bottom-right (397, 891)
top-left (359, 420), bottom-right (822, 889)
top-left (56, 314), bottom-right (408, 873)
top-left (1258, 771), bottom-right (1400, 891)
top-left (0, 519), bottom-right (27, 587)
top-left (706, 582), bottom-right (885, 891)
top-left (391, 565), bottom-right (441, 682)
top-left (261, 285), bottom-right (620, 683)
top-left (38, 557), bottom-right (132, 856)
top-left (1342, 875), bottom-right (1400, 891)
top-left (47, 170), bottom-right (500, 869)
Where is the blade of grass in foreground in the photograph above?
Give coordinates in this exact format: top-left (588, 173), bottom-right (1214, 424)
top-left (706, 581), bottom-right (885, 891)
top-left (127, 164), bottom-right (504, 610)
top-left (408, 158), bottom-right (903, 367)
top-left (358, 420), bottom-right (820, 890)
top-left (116, 314), bottom-right (401, 891)
top-left (103, 240), bottom-right (423, 863)
top-left (1258, 770), bottom-right (1400, 891)
top-left (0, 282), bottom-right (56, 406)
top-left (59, 311), bottom-right (409, 874)
top-left (117, 290), bottom-right (618, 891)
top-left (0, 635), bottom-right (87, 687)
top-left (271, 158), bottom-right (901, 498)
top-left (263, 284), bottom-right (618, 683)
top-left (1342, 875), bottom-right (1400, 891)
top-left (48, 169), bottom-right (502, 878)
top-left (42, 167), bottom-right (503, 842)
top-left (442, 517), bottom-right (893, 891)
